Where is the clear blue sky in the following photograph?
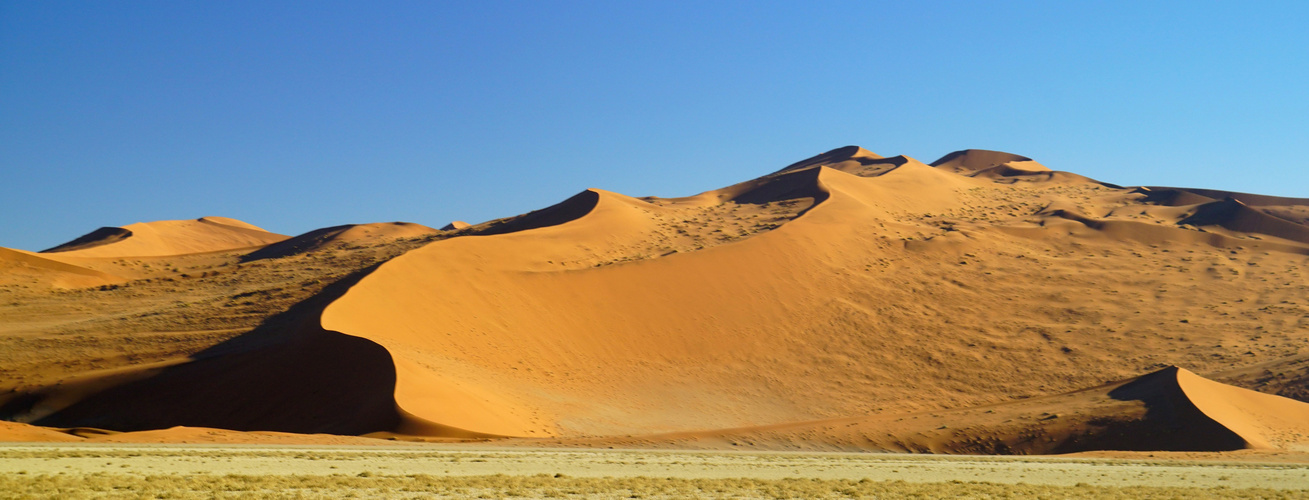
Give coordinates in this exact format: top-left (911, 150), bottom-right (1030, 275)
top-left (3, 1), bottom-right (1306, 251)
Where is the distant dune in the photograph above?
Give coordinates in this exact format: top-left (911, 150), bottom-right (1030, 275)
top-left (3, 146), bottom-right (1308, 456)
top-left (243, 222), bottom-right (437, 261)
top-left (441, 221), bottom-right (471, 231)
top-left (41, 217), bottom-right (288, 258)
top-left (0, 247), bottom-right (126, 288)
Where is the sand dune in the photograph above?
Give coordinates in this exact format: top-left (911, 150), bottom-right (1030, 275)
top-left (0, 247), bottom-right (126, 288)
top-left (243, 222), bottom-right (437, 261)
top-left (1176, 367), bottom-right (1309, 449)
top-left (1151, 187), bottom-right (1309, 208)
top-left (41, 217), bottom-right (288, 258)
top-left (4, 145), bottom-right (1308, 455)
top-left (318, 161), bottom-right (996, 437)
top-left (547, 367), bottom-right (1309, 454)
top-left (1134, 186), bottom-right (1222, 207)
top-left (318, 147), bottom-right (1308, 441)
top-left (930, 149), bottom-right (1045, 173)
top-left (772, 145), bottom-right (883, 174)
top-left (1178, 198), bottom-right (1309, 245)
top-left (441, 221), bottom-right (471, 231)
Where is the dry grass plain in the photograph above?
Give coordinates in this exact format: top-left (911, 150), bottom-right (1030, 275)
top-left (2, 444), bottom-right (1309, 499)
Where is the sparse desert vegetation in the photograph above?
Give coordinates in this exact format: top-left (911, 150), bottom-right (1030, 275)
top-left (1, 446), bottom-right (1308, 499)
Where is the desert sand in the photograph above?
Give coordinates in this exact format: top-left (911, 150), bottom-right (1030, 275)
top-left (2, 146), bottom-right (1308, 459)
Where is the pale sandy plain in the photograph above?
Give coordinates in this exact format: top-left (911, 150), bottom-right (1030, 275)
top-left (2, 445), bottom-right (1309, 498)
top-left (2, 147), bottom-right (1309, 496)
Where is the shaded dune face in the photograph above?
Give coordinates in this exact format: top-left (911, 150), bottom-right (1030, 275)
top-left (25, 324), bottom-right (403, 435)
top-left (1178, 199), bottom-right (1309, 245)
top-left (2, 268), bottom-right (406, 435)
top-left (41, 227), bottom-right (133, 253)
top-left (1092, 367), bottom-right (1250, 452)
top-left (929, 149), bottom-right (1035, 173)
top-left (475, 190), bottom-right (602, 236)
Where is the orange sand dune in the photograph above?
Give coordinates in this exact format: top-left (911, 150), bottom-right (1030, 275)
top-left (0, 420), bottom-right (82, 442)
top-left (543, 367), bottom-right (1309, 454)
top-left (0, 247), bottom-right (126, 288)
top-left (0, 421), bottom-right (423, 445)
top-left (5, 145), bottom-right (1309, 455)
top-left (8, 270), bottom-right (408, 435)
top-left (1014, 207), bottom-right (1309, 255)
top-left (930, 149), bottom-right (1047, 173)
top-left (772, 145), bottom-right (883, 174)
top-left (243, 222), bottom-right (437, 261)
top-left (41, 217), bottom-right (288, 258)
top-left (1150, 187), bottom-right (1309, 208)
top-left (1176, 367), bottom-right (1309, 449)
top-left (1178, 198), bottom-right (1309, 245)
top-left (318, 154), bottom-right (1175, 438)
top-left (441, 221), bottom-right (471, 231)
top-left (930, 149), bottom-right (1116, 187)
top-left (1148, 187), bottom-right (1309, 226)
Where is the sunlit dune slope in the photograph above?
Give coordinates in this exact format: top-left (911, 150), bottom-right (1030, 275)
top-left (320, 160), bottom-right (995, 437)
top-left (320, 146), bottom-right (1309, 439)
top-left (1175, 367), bottom-right (1309, 449)
top-left (42, 217), bottom-right (289, 258)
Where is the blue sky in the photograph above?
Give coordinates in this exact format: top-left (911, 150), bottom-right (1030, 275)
top-left (2, 1), bottom-right (1306, 251)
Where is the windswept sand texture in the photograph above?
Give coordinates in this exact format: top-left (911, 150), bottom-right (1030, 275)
top-left (2, 146), bottom-right (1308, 456)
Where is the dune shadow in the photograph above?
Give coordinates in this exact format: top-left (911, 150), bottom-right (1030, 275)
top-left (1050, 367), bottom-right (1246, 453)
top-left (240, 225), bottom-right (358, 262)
top-left (15, 265), bottom-right (406, 435)
top-left (475, 190), bottom-right (600, 236)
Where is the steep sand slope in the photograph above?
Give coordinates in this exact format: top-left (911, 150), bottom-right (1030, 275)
top-left (42, 217), bottom-right (288, 258)
top-left (320, 147), bottom-right (1308, 440)
top-left (311, 160), bottom-right (1060, 437)
top-left (537, 367), bottom-right (1309, 453)
top-left (1176, 368), bottom-right (1309, 449)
